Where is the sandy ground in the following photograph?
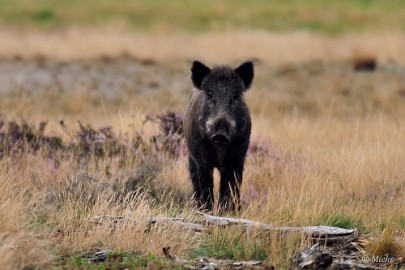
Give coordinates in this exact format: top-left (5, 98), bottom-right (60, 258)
top-left (1, 28), bottom-right (405, 65)
top-left (0, 57), bottom-right (188, 95)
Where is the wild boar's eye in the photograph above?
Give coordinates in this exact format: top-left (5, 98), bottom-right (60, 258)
top-left (206, 92), bottom-right (213, 100)
top-left (232, 94), bottom-right (239, 101)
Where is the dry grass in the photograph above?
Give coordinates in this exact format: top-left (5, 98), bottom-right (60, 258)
top-left (1, 57), bottom-right (405, 268)
top-left (0, 156), bottom-right (199, 268)
top-left (248, 116), bottom-right (405, 229)
top-left (2, 29), bottom-right (405, 65)
top-left (0, 169), bottom-right (54, 269)
top-left (367, 229), bottom-right (404, 257)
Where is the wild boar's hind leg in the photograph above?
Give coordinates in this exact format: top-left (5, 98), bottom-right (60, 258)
top-left (188, 157), bottom-right (214, 211)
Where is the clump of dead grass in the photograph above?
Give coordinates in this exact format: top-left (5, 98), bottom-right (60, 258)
top-left (0, 169), bottom-right (54, 269)
top-left (366, 229), bottom-right (405, 257)
top-left (0, 232), bottom-right (53, 270)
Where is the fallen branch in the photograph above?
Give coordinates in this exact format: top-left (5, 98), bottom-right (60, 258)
top-left (90, 212), bottom-right (358, 244)
top-left (195, 211), bottom-right (358, 244)
top-left (150, 216), bottom-right (205, 232)
top-left (90, 215), bottom-right (204, 232)
top-left (90, 215), bottom-right (128, 224)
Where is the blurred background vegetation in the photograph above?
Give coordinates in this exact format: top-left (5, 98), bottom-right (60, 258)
top-left (1, 0), bottom-right (405, 33)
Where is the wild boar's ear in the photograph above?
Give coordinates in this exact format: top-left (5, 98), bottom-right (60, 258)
top-left (191, 61), bottom-right (211, 90)
top-left (235, 61), bottom-right (254, 90)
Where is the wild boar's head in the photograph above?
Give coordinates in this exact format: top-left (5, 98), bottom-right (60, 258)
top-left (191, 60), bottom-right (254, 148)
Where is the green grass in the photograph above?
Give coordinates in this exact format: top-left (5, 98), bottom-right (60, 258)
top-left (1, 0), bottom-right (405, 33)
top-left (189, 228), bottom-right (247, 260)
top-left (189, 227), bottom-right (269, 261)
top-left (318, 213), bottom-right (366, 232)
top-left (398, 216), bottom-right (405, 229)
top-left (188, 226), bottom-right (306, 267)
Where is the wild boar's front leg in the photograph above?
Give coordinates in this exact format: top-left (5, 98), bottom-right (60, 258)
top-left (188, 157), bottom-right (214, 211)
top-left (219, 166), bottom-right (243, 211)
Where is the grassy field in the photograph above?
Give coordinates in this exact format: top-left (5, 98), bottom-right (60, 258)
top-left (0, 58), bottom-right (404, 269)
top-left (0, 1), bottom-right (405, 269)
top-left (0, 0), bottom-right (405, 33)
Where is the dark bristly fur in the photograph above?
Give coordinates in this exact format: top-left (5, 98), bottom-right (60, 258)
top-left (184, 60), bottom-right (254, 211)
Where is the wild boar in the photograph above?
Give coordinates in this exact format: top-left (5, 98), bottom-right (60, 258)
top-left (184, 60), bottom-right (254, 211)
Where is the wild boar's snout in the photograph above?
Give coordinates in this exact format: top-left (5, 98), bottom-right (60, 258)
top-left (211, 116), bottom-right (233, 147)
top-left (211, 133), bottom-right (230, 147)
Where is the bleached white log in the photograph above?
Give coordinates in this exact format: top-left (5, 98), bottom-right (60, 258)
top-left (195, 211), bottom-right (358, 243)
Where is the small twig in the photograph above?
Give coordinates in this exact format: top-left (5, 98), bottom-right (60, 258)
top-left (162, 246), bottom-right (174, 260)
top-left (90, 215), bottom-right (129, 224)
